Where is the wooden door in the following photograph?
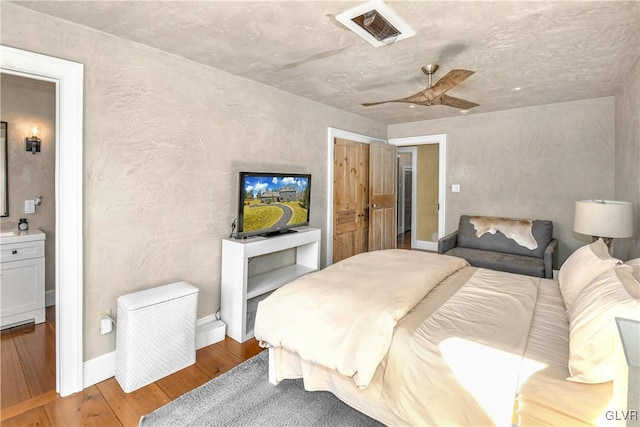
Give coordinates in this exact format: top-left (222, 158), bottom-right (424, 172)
top-left (369, 142), bottom-right (397, 251)
top-left (333, 138), bottom-right (369, 263)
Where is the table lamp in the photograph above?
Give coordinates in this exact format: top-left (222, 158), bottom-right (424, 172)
top-left (573, 200), bottom-right (633, 249)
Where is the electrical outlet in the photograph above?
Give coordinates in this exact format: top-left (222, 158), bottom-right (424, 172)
top-left (100, 316), bottom-right (113, 334)
top-left (99, 309), bottom-right (114, 334)
top-left (98, 309), bottom-right (111, 325)
top-left (25, 199), bottom-right (36, 214)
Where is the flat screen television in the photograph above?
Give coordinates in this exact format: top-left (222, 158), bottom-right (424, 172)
top-left (236, 172), bottom-right (311, 238)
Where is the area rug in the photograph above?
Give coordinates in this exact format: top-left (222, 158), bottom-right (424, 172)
top-left (139, 350), bottom-right (384, 427)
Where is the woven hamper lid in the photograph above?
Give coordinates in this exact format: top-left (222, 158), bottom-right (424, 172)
top-left (117, 281), bottom-right (198, 311)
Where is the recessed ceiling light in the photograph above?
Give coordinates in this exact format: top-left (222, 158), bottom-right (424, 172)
top-left (459, 109), bottom-right (469, 115)
top-left (513, 87), bottom-right (522, 91)
top-left (409, 105), bottom-right (416, 108)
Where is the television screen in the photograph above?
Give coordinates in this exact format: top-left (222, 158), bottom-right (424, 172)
top-left (236, 172), bottom-right (311, 238)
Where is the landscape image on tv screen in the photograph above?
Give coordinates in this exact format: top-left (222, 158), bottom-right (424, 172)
top-left (241, 175), bottom-right (310, 234)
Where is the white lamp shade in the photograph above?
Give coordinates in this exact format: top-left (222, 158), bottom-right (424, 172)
top-left (574, 200), bottom-right (633, 238)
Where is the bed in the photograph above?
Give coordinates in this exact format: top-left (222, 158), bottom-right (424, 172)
top-left (254, 244), bottom-right (640, 426)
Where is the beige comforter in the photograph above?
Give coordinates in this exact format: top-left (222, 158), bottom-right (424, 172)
top-left (254, 249), bottom-right (469, 387)
top-left (386, 268), bottom-right (540, 426)
top-left (265, 260), bottom-right (614, 426)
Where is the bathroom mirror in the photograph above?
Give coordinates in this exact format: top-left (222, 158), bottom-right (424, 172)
top-left (1, 121), bottom-right (7, 217)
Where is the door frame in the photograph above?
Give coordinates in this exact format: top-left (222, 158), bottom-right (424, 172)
top-left (326, 128), bottom-right (385, 267)
top-left (1, 45), bottom-right (84, 396)
top-left (388, 134), bottom-right (446, 251)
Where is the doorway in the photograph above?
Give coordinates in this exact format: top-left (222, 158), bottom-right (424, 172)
top-left (0, 73), bottom-right (57, 408)
top-left (1, 46), bottom-right (84, 396)
top-left (389, 134), bottom-right (446, 251)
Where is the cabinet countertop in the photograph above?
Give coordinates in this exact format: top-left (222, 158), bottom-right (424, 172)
top-left (0, 229), bottom-right (46, 245)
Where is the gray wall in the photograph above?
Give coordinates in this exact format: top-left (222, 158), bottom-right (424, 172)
top-left (0, 74), bottom-right (56, 293)
top-left (1, 3), bottom-right (387, 360)
top-left (614, 58), bottom-right (640, 261)
top-left (388, 98), bottom-right (616, 265)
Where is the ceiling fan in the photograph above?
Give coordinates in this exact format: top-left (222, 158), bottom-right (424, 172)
top-left (362, 64), bottom-right (479, 110)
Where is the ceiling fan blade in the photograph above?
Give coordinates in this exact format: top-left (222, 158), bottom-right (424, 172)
top-left (362, 92), bottom-right (426, 107)
top-left (361, 100), bottom-right (401, 107)
top-left (428, 69), bottom-right (475, 98)
top-left (438, 94), bottom-right (479, 109)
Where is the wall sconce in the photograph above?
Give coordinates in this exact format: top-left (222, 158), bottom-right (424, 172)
top-left (25, 126), bottom-right (41, 154)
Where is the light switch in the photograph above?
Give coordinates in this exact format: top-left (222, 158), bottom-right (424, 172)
top-left (25, 199), bottom-right (36, 214)
top-left (451, 184), bottom-right (461, 193)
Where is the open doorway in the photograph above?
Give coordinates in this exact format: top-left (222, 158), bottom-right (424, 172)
top-left (1, 46), bottom-right (84, 397)
top-left (390, 134), bottom-right (446, 251)
top-left (0, 73), bottom-right (57, 408)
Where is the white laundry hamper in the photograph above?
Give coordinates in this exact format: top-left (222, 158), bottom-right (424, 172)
top-left (115, 281), bottom-right (199, 393)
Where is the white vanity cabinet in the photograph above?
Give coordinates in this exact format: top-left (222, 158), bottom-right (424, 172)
top-left (1, 229), bottom-right (46, 329)
top-left (221, 228), bottom-right (321, 342)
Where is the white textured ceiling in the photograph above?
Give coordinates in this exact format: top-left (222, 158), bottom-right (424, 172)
top-left (13, 1), bottom-right (640, 124)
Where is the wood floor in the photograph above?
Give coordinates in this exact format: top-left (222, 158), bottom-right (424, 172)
top-left (397, 230), bottom-right (412, 249)
top-left (1, 306), bottom-right (57, 411)
top-left (1, 307), bottom-right (262, 426)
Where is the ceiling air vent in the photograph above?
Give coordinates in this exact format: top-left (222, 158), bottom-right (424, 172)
top-left (336, 0), bottom-right (415, 48)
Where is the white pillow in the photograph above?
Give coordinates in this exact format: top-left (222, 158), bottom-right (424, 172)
top-left (566, 264), bottom-right (640, 383)
top-left (558, 239), bottom-right (621, 310)
top-left (625, 258), bottom-right (640, 282)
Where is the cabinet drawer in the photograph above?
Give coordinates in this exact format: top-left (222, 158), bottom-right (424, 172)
top-left (0, 240), bottom-right (45, 262)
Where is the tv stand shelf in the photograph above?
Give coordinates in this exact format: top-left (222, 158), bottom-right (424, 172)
top-left (220, 228), bottom-right (321, 342)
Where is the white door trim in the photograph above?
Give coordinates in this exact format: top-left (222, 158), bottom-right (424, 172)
top-left (389, 134), bottom-right (446, 250)
top-left (1, 45), bottom-right (84, 396)
top-left (326, 128), bottom-right (385, 267)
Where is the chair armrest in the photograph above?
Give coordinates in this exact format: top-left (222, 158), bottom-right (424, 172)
top-left (544, 238), bottom-right (558, 279)
top-left (438, 231), bottom-right (458, 254)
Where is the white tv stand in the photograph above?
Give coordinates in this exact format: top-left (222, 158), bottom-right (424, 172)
top-left (220, 228), bottom-right (321, 342)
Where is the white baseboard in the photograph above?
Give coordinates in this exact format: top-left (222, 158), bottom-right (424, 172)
top-left (415, 240), bottom-right (437, 251)
top-left (83, 350), bottom-right (116, 388)
top-left (82, 316), bottom-right (226, 389)
top-left (45, 290), bottom-right (55, 307)
top-left (196, 319), bottom-right (226, 350)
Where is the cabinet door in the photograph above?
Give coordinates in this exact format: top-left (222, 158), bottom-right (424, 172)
top-left (1, 257), bottom-right (45, 319)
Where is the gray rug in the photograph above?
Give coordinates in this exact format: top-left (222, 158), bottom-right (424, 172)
top-left (139, 350), bottom-right (385, 427)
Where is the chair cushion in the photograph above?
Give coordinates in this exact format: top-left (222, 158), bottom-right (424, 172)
top-left (445, 247), bottom-right (545, 278)
top-left (456, 215), bottom-right (553, 259)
